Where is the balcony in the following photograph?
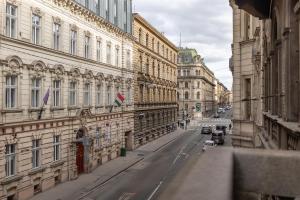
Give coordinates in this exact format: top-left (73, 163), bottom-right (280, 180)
top-left (165, 147), bottom-right (300, 200)
top-left (234, 0), bottom-right (271, 19)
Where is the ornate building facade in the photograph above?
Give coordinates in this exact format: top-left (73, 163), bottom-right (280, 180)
top-left (177, 48), bottom-right (216, 119)
top-left (231, 0), bottom-right (300, 151)
top-left (133, 14), bottom-right (178, 148)
top-left (0, 0), bottom-right (134, 199)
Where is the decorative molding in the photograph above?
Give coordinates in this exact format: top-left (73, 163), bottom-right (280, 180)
top-left (53, 16), bottom-right (62, 25)
top-left (82, 69), bottom-right (94, 80)
top-left (31, 7), bottom-right (42, 16)
top-left (70, 24), bottom-right (78, 31)
top-left (84, 30), bottom-right (91, 37)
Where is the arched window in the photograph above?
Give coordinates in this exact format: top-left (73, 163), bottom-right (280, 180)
top-left (197, 92), bottom-right (200, 100)
top-left (184, 91), bottom-right (189, 100)
top-left (185, 82), bottom-right (189, 88)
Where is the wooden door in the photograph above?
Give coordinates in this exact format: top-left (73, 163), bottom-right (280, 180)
top-left (76, 143), bottom-right (84, 174)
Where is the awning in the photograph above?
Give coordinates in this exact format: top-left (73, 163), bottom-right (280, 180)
top-left (235, 0), bottom-right (271, 19)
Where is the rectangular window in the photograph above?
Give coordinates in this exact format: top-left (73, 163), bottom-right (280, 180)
top-left (32, 140), bottom-right (41, 169)
top-left (245, 78), bottom-right (252, 120)
top-left (106, 86), bottom-right (111, 105)
top-left (70, 30), bottom-right (77, 55)
top-left (53, 23), bottom-right (60, 50)
top-left (31, 78), bottom-right (41, 108)
top-left (84, 36), bottom-right (90, 59)
top-left (95, 127), bottom-right (101, 147)
top-left (5, 144), bottom-right (16, 177)
top-left (96, 84), bottom-right (102, 106)
top-left (96, 40), bottom-right (102, 62)
top-left (5, 76), bottom-right (17, 108)
top-left (115, 47), bottom-right (119, 67)
top-left (85, 0), bottom-right (89, 8)
top-left (127, 88), bottom-right (131, 104)
top-left (123, 0), bottom-right (128, 31)
top-left (83, 83), bottom-right (91, 106)
top-left (53, 80), bottom-right (61, 107)
top-left (114, 0), bottom-right (118, 25)
top-left (126, 50), bottom-right (131, 69)
top-left (69, 81), bottom-right (77, 106)
top-left (53, 136), bottom-right (60, 161)
top-left (6, 4), bottom-right (17, 38)
top-left (106, 43), bottom-right (111, 64)
top-left (32, 15), bottom-right (41, 45)
top-left (105, 0), bottom-right (109, 20)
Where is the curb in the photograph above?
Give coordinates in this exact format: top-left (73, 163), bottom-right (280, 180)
top-left (77, 157), bottom-right (144, 199)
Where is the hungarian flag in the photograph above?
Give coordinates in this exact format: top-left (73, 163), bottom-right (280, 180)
top-left (114, 93), bottom-right (125, 106)
top-left (43, 88), bottom-right (50, 105)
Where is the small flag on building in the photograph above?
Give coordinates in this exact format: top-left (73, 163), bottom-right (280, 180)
top-left (110, 93), bottom-right (125, 113)
top-left (43, 88), bottom-right (50, 105)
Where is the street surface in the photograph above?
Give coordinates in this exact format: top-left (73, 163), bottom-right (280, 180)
top-left (77, 110), bottom-right (232, 200)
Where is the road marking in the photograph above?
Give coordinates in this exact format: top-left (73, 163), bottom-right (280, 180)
top-left (118, 193), bottom-right (136, 200)
top-left (147, 181), bottom-right (163, 200)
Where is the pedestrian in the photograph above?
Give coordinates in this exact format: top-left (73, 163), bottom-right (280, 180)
top-left (229, 123), bottom-right (232, 130)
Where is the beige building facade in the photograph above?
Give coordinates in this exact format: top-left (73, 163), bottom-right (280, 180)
top-left (132, 14), bottom-right (178, 148)
top-left (177, 48), bottom-right (216, 119)
top-left (231, 0), bottom-right (300, 151)
top-left (0, 0), bottom-right (134, 199)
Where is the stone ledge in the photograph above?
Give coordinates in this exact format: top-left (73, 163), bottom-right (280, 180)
top-left (50, 160), bottom-right (65, 168)
top-left (28, 166), bottom-right (46, 175)
top-left (1, 175), bottom-right (23, 185)
top-left (1, 109), bottom-right (24, 114)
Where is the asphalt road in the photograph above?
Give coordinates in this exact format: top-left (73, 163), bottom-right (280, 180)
top-left (78, 110), bottom-right (232, 200)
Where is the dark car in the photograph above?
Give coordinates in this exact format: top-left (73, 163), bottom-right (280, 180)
top-left (211, 130), bottom-right (225, 145)
top-left (213, 114), bottom-right (220, 118)
top-left (216, 125), bottom-right (227, 135)
top-left (201, 126), bottom-right (213, 134)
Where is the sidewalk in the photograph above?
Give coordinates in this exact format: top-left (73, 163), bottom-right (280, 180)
top-left (31, 129), bottom-right (185, 200)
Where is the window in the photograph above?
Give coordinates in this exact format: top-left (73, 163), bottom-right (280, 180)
top-left (140, 85), bottom-right (144, 102)
top-left (96, 84), bottom-right (102, 106)
top-left (6, 4), bottom-right (17, 38)
top-left (146, 58), bottom-right (149, 74)
top-left (152, 38), bottom-right (155, 50)
top-left (115, 47), bottom-right (119, 67)
top-left (178, 70), bottom-right (181, 76)
top-left (123, 0), bottom-right (128, 31)
top-left (139, 28), bottom-right (142, 43)
top-left (70, 30), bottom-right (77, 55)
top-left (32, 140), bottom-right (41, 168)
top-left (84, 36), bottom-right (90, 59)
top-left (197, 92), bottom-right (200, 100)
top-left (95, 127), bottom-right (101, 147)
top-left (126, 50), bottom-right (131, 69)
top-left (106, 86), bottom-right (111, 105)
top-left (197, 81), bottom-right (200, 88)
top-left (157, 41), bottom-right (160, 53)
top-left (106, 43), bottom-right (111, 64)
top-left (139, 54), bottom-right (143, 72)
top-left (83, 83), bottom-right (91, 106)
top-left (69, 81), bottom-right (77, 106)
top-left (126, 88), bottom-right (131, 104)
top-left (185, 92), bottom-right (189, 100)
top-left (96, 40), bottom-right (102, 62)
top-left (53, 80), bottom-right (61, 107)
top-left (53, 23), bottom-right (60, 50)
top-left (245, 78), bottom-right (251, 120)
top-left (105, 0), bottom-right (109, 20)
top-left (32, 15), bottom-right (41, 45)
top-left (146, 34), bottom-right (149, 47)
top-left (185, 82), bottom-right (189, 88)
top-left (5, 76), bottom-right (17, 108)
top-left (53, 136), bottom-right (60, 161)
top-left (114, 0), bottom-right (118, 25)
top-left (158, 65), bottom-right (160, 78)
top-left (5, 144), bottom-right (16, 177)
top-left (31, 78), bottom-right (41, 108)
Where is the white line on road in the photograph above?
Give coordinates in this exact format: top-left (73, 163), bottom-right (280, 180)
top-left (147, 181), bottom-right (163, 200)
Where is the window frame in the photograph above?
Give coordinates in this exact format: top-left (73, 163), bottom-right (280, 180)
top-left (32, 14), bottom-right (41, 45)
top-left (84, 35), bottom-right (90, 59)
top-left (6, 4), bottom-right (17, 38)
top-left (5, 144), bottom-right (16, 177)
top-left (53, 23), bottom-right (60, 50)
top-left (31, 78), bottom-right (41, 108)
top-left (69, 81), bottom-right (77, 106)
top-left (52, 80), bottom-right (61, 107)
top-left (5, 75), bottom-right (17, 109)
top-left (32, 139), bottom-right (41, 169)
top-left (83, 82), bottom-right (91, 106)
top-left (96, 40), bottom-right (102, 62)
top-left (53, 136), bottom-right (60, 161)
top-left (70, 30), bottom-right (77, 55)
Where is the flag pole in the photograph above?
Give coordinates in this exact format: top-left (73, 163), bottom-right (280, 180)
top-left (37, 101), bottom-right (45, 120)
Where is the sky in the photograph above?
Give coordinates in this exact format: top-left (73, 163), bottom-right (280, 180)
top-left (133, 0), bottom-right (233, 90)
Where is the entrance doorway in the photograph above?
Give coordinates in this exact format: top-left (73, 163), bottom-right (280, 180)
top-left (125, 131), bottom-right (133, 150)
top-left (76, 143), bottom-right (84, 174)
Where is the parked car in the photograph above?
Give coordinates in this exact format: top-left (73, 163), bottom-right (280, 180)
top-left (202, 140), bottom-right (216, 151)
top-left (211, 130), bottom-right (225, 145)
top-left (201, 126), bottom-right (213, 134)
top-left (213, 114), bottom-right (220, 118)
top-left (216, 125), bottom-right (227, 135)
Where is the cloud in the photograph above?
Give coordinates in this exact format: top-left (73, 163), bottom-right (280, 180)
top-left (133, 0), bottom-right (233, 89)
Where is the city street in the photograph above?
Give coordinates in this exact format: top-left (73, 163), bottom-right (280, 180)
top-left (76, 110), bottom-right (232, 200)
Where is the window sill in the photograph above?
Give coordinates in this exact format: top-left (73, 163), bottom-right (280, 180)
top-left (28, 166), bottom-right (46, 175)
top-left (50, 107), bottom-right (65, 111)
top-left (126, 104), bottom-right (133, 107)
top-left (105, 105), bottom-right (113, 109)
top-left (95, 106), bottom-right (104, 109)
top-left (82, 106), bottom-right (93, 109)
top-left (67, 106), bottom-right (81, 111)
top-left (1, 175), bottom-right (23, 185)
top-left (28, 108), bottom-right (45, 112)
top-left (1, 109), bottom-right (24, 113)
top-left (50, 160), bottom-right (65, 168)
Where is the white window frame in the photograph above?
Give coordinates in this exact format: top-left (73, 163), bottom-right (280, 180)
top-left (31, 78), bottom-right (41, 108)
top-left (115, 47), bottom-right (119, 67)
top-left (32, 139), bottom-right (41, 169)
top-left (70, 30), bottom-right (77, 55)
top-left (5, 144), bottom-right (16, 177)
top-left (53, 136), bottom-right (60, 161)
top-left (83, 82), bottom-right (91, 106)
top-left (96, 84), bottom-right (102, 106)
top-left (106, 43), bottom-right (111, 64)
top-left (126, 87), bottom-right (131, 104)
top-left (32, 14), bottom-right (41, 45)
top-left (84, 36), bottom-right (90, 59)
top-left (96, 40), bottom-right (102, 62)
top-left (53, 80), bottom-right (61, 107)
top-left (69, 81), bottom-right (77, 106)
top-left (6, 4), bottom-right (17, 38)
top-left (126, 50), bottom-right (131, 69)
top-left (106, 85), bottom-right (111, 105)
top-left (53, 23), bottom-right (60, 50)
top-left (5, 75), bottom-right (17, 109)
